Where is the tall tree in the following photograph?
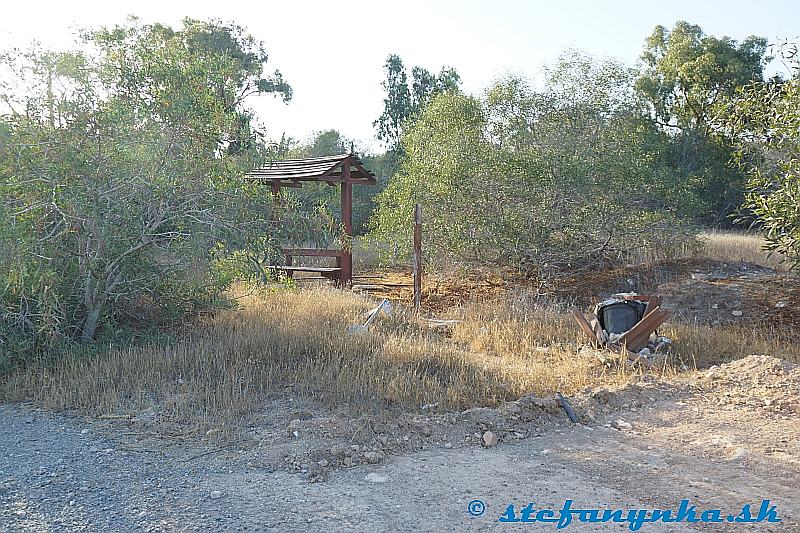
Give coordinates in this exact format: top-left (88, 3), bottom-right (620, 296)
top-left (636, 21), bottom-right (769, 222)
top-left (374, 55), bottom-right (461, 151)
top-left (371, 52), bottom-right (695, 268)
top-left (374, 55), bottom-right (411, 151)
top-left (0, 19), bottom-right (322, 352)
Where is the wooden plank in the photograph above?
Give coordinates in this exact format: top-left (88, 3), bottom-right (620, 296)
top-left (573, 309), bottom-right (599, 344)
top-left (643, 295), bottom-right (661, 318)
top-left (588, 312), bottom-right (605, 345)
top-left (282, 248), bottom-right (344, 258)
top-left (622, 295), bottom-right (651, 302)
top-left (267, 266), bottom-right (342, 273)
top-left (618, 307), bottom-right (671, 352)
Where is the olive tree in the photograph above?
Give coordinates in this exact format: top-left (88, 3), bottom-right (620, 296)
top-left (0, 19), bottom-right (320, 356)
top-left (725, 47), bottom-right (800, 270)
top-left (370, 51), bottom-right (695, 270)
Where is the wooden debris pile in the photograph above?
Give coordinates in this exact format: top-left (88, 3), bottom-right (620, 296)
top-left (574, 294), bottom-right (672, 366)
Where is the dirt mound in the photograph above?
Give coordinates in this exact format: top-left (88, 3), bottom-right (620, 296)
top-left (710, 354), bottom-right (797, 378)
top-left (696, 355), bottom-right (800, 417)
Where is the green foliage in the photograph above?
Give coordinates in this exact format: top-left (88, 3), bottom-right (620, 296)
top-left (371, 52), bottom-right (696, 269)
top-left (284, 130), bottom-right (391, 235)
top-left (636, 21), bottom-right (770, 222)
top-left (0, 19), bottom-right (327, 363)
top-left (373, 54), bottom-right (461, 151)
top-left (725, 50), bottom-right (800, 271)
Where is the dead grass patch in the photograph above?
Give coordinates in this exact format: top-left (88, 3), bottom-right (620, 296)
top-left (664, 323), bottom-right (800, 368)
top-left (2, 276), bottom-right (796, 438)
top-left (695, 230), bottom-right (788, 271)
top-left (0, 286), bottom-right (630, 432)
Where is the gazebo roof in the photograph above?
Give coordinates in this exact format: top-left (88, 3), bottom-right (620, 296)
top-left (247, 153), bottom-right (376, 185)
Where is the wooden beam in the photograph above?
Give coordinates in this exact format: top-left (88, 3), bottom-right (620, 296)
top-left (573, 309), bottom-right (599, 345)
top-left (618, 307), bottom-right (671, 352)
top-left (340, 161), bottom-right (353, 287)
top-left (282, 248), bottom-right (344, 258)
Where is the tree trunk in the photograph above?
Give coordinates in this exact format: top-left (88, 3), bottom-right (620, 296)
top-left (81, 308), bottom-right (100, 343)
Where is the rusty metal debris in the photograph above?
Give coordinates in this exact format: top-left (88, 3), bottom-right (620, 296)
top-left (574, 293), bottom-right (672, 367)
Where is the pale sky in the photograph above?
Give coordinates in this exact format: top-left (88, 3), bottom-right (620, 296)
top-left (1, 0), bottom-right (798, 152)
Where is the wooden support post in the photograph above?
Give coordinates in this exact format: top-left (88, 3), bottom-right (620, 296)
top-left (340, 161), bottom-right (353, 287)
top-left (413, 204), bottom-right (422, 311)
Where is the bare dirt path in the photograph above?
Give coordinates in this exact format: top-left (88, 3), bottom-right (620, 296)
top-left (2, 357), bottom-right (798, 532)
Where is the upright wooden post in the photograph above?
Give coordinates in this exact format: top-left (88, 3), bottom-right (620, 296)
top-left (340, 159), bottom-right (353, 286)
top-left (413, 204), bottom-right (422, 311)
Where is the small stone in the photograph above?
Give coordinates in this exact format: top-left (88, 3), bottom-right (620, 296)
top-left (764, 399), bottom-right (773, 407)
top-left (330, 445), bottom-right (348, 457)
top-left (364, 473), bottom-right (387, 483)
top-left (482, 431), bottom-right (499, 447)
top-left (363, 451), bottom-right (382, 464)
top-left (612, 419), bottom-right (632, 431)
top-left (318, 459), bottom-right (329, 468)
top-left (731, 310), bottom-right (743, 317)
top-left (420, 426), bottom-right (432, 437)
top-left (80, 429), bottom-right (90, 436)
top-left (343, 457), bottom-right (353, 467)
top-left (210, 490), bottom-right (223, 499)
top-left (443, 442), bottom-right (453, 449)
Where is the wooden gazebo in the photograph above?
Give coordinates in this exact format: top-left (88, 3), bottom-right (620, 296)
top-left (247, 153), bottom-right (376, 286)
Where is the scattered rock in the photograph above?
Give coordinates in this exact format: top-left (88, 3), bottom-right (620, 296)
top-left (731, 310), bottom-right (743, 317)
top-left (612, 419), bottom-right (632, 431)
top-left (420, 425), bottom-right (432, 437)
top-left (330, 445), bottom-right (348, 457)
top-left (728, 448), bottom-right (750, 461)
top-left (482, 431), bottom-right (499, 447)
top-left (362, 451), bottom-right (383, 464)
top-left (210, 490), bottom-right (223, 500)
top-left (364, 473), bottom-right (387, 483)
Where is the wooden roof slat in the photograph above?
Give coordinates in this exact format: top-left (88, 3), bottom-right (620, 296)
top-left (247, 153), bottom-right (376, 184)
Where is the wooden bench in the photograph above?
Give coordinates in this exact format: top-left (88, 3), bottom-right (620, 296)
top-left (271, 248), bottom-right (345, 282)
top-left (266, 265), bottom-right (342, 280)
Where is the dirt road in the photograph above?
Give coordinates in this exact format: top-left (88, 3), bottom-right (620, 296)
top-left (2, 356), bottom-right (798, 532)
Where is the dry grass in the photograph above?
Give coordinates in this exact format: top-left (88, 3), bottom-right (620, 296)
top-left (694, 230), bottom-right (788, 271)
top-left (0, 286), bottom-right (631, 431)
top-left (3, 270), bottom-right (796, 435)
top-left (664, 323), bottom-right (800, 367)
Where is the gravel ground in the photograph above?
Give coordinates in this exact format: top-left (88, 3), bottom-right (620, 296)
top-left (2, 356), bottom-right (799, 532)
